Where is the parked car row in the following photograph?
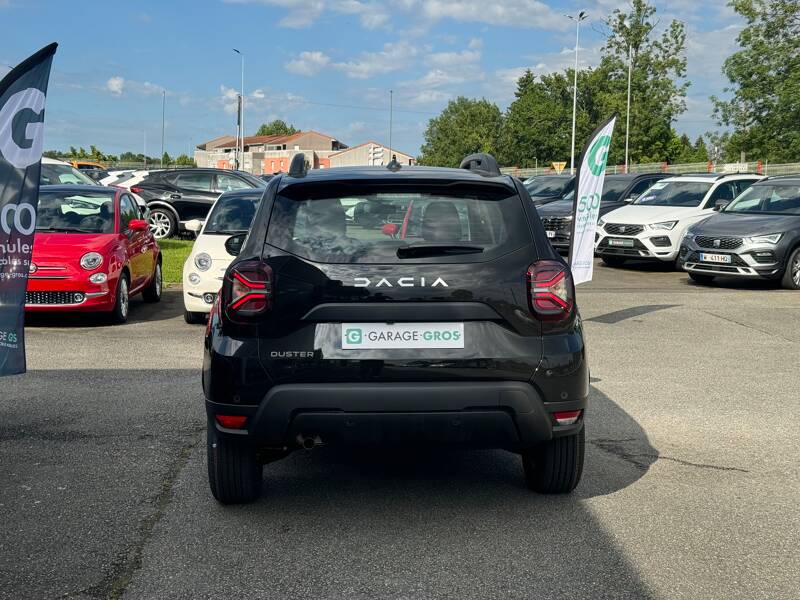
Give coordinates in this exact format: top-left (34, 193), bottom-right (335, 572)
top-left (531, 171), bottom-right (800, 290)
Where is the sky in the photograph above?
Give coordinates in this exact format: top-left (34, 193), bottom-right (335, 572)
top-left (0, 0), bottom-right (744, 160)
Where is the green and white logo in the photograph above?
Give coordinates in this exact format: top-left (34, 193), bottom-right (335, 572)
top-left (587, 134), bottom-right (612, 176)
top-left (344, 328), bottom-right (363, 345)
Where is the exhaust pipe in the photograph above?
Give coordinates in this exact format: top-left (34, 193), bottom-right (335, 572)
top-left (297, 434), bottom-right (322, 450)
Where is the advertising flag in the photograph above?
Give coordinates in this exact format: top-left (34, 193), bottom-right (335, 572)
top-left (0, 43), bottom-right (58, 376)
top-left (568, 114), bottom-right (617, 285)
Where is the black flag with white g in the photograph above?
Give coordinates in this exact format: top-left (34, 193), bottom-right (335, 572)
top-left (0, 43), bottom-right (57, 376)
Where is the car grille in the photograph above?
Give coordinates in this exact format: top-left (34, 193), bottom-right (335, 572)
top-left (604, 223), bottom-right (644, 236)
top-left (540, 217), bottom-right (572, 231)
top-left (25, 291), bottom-right (84, 305)
top-left (696, 236), bottom-right (743, 250)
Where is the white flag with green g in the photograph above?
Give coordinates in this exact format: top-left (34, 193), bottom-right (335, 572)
top-left (568, 115), bottom-right (617, 285)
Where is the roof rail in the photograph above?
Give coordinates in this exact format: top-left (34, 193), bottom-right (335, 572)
top-left (288, 153), bottom-right (308, 178)
top-left (459, 153), bottom-right (501, 177)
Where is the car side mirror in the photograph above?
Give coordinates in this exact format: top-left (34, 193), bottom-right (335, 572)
top-left (128, 219), bottom-right (148, 232)
top-left (713, 200), bottom-right (730, 212)
top-left (185, 219), bottom-right (203, 234)
top-left (225, 233), bottom-right (246, 257)
top-left (624, 193), bottom-right (639, 203)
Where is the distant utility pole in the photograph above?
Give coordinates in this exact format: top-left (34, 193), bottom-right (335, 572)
top-left (625, 44), bottom-right (633, 173)
top-left (388, 89), bottom-right (394, 164)
top-left (233, 48), bottom-right (244, 170)
top-left (160, 90), bottom-right (165, 167)
top-left (566, 10), bottom-right (587, 175)
top-left (143, 130), bottom-right (147, 169)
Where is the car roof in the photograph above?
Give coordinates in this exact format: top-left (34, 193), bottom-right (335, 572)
top-left (279, 165), bottom-right (517, 189)
top-left (218, 188), bottom-right (264, 199)
top-left (605, 173), bottom-right (666, 180)
top-left (658, 173), bottom-right (762, 183)
top-left (40, 184), bottom-right (118, 194)
top-left (762, 176), bottom-right (800, 185)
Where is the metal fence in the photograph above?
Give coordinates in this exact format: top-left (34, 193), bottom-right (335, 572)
top-left (501, 161), bottom-right (800, 178)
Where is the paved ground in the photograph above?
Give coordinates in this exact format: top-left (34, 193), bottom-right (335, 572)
top-left (1, 260), bottom-right (798, 599)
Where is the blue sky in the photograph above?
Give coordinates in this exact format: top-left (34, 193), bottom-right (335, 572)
top-left (1, 0), bottom-right (742, 160)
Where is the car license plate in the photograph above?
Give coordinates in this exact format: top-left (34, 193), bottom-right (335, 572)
top-left (608, 238), bottom-right (634, 247)
top-left (546, 230), bottom-right (556, 238)
top-left (341, 323), bottom-right (464, 349)
top-left (699, 253), bottom-right (731, 264)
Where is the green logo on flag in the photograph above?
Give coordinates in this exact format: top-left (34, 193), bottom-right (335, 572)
top-left (587, 134), bottom-right (612, 176)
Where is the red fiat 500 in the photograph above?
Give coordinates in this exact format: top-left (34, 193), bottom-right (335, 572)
top-left (26, 185), bottom-right (162, 323)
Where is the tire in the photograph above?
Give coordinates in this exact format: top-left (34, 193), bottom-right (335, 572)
top-left (207, 423), bottom-right (262, 504)
top-left (689, 272), bottom-right (715, 285)
top-left (601, 256), bottom-right (627, 267)
top-left (781, 247), bottom-right (800, 290)
top-left (148, 208), bottom-right (177, 239)
top-left (522, 426), bottom-right (585, 494)
top-left (109, 273), bottom-right (130, 324)
top-left (141, 260), bottom-right (162, 303)
top-left (184, 310), bottom-right (206, 324)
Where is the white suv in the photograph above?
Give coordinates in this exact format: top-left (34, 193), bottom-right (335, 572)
top-left (595, 174), bottom-right (763, 267)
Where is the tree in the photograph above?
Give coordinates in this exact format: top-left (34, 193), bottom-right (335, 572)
top-left (174, 154), bottom-right (196, 167)
top-left (418, 97), bottom-right (503, 167)
top-left (161, 152), bottom-right (172, 166)
top-left (712, 0), bottom-right (800, 161)
top-left (255, 119), bottom-right (298, 137)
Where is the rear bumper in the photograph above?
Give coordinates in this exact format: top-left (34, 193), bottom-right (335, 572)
top-left (205, 381), bottom-right (586, 451)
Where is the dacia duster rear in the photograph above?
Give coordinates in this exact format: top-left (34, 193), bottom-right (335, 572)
top-left (203, 154), bottom-right (589, 504)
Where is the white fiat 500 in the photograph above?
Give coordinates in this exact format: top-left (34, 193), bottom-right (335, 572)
top-left (595, 174), bottom-right (763, 267)
top-left (182, 189), bottom-right (262, 323)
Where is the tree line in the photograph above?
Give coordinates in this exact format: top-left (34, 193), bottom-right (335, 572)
top-left (418, 0), bottom-right (799, 168)
top-left (44, 146), bottom-right (196, 167)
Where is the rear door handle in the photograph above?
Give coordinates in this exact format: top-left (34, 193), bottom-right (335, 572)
top-left (170, 194), bottom-right (181, 199)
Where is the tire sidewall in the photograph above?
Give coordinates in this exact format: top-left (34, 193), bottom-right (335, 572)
top-left (148, 208), bottom-right (177, 239)
top-left (111, 273), bottom-right (130, 324)
top-left (782, 247), bottom-right (800, 290)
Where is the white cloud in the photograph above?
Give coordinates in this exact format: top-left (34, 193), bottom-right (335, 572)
top-left (285, 51), bottom-right (331, 76)
top-left (425, 49), bottom-right (481, 68)
top-left (106, 76), bottom-right (125, 96)
top-left (468, 37), bottom-right (483, 50)
top-left (333, 42), bottom-right (417, 79)
top-left (409, 89), bottom-right (451, 105)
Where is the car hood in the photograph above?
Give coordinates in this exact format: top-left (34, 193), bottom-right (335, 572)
top-left (193, 232), bottom-right (240, 261)
top-left (602, 204), bottom-right (700, 224)
top-left (691, 212), bottom-right (800, 237)
top-left (32, 233), bottom-right (117, 259)
top-left (537, 199), bottom-right (573, 217)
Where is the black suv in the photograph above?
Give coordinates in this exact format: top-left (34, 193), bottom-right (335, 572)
top-left (524, 175), bottom-right (575, 206)
top-left (132, 168), bottom-right (265, 238)
top-left (538, 173), bottom-right (670, 253)
top-left (203, 154), bottom-right (588, 504)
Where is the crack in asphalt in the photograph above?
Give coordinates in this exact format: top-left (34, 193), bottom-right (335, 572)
top-left (72, 428), bottom-right (204, 600)
top-left (590, 438), bottom-right (749, 473)
top-left (703, 310), bottom-right (796, 344)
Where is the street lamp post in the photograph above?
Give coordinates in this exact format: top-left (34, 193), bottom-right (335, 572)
top-left (566, 10), bottom-right (587, 175)
top-left (160, 90), bottom-right (165, 168)
top-left (233, 48), bottom-right (244, 171)
top-left (625, 45), bottom-right (633, 173)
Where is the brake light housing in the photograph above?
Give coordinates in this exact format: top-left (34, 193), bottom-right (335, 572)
top-left (527, 260), bottom-right (575, 321)
top-left (130, 186), bottom-right (143, 194)
top-left (224, 260), bottom-right (273, 319)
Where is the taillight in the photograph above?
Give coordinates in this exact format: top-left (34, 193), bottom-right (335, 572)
top-left (527, 260), bottom-right (575, 321)
top-left (553, 410), bottom-right (582, 425)
top-left (130, 186), bottom-right (143, 194)
top-left (225, 260), bottom-right (273, 317)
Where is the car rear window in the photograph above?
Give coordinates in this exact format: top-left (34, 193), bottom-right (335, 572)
top-left (265, 181), bottom-right (531, 263)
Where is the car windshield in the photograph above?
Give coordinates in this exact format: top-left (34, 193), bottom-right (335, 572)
top-left (634, 181), bottom-right (712, 207)
top-left (266, 184), bottom-right (529, 264)
top-left (36, 191), bottom-right (116, 233)
top-left (725, 184), bottom-right (800, 215)
top-left (203, 193), bottom-right (261, 234)
top-left (600, 179), bottom-right (635, 202)
top-left (525, 177), bottom-right (571, 196)
top-left (40, 163), bottom-right (97, 186)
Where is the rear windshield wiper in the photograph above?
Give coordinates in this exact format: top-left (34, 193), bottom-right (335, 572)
top-left (396, 244), bottom-right (484, 258)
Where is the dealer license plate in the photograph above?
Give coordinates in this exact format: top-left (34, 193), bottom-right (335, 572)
top-left (341, 323), bottom-right (465, 350)
top-left (699, 253), bottom-right (731, 264)
top-left (608, 238), bottom-right (634, 247)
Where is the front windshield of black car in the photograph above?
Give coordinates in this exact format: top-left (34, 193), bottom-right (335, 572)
top-left (600, 179), bottom-right (634, 202)
top-left (203, 194), bottom-right (261, 234)
top-left (525, 177), bottom-right (571, 196)
top-left (634, 181), bottom-right (712, 207)
top-left (36, 191), bottom-right (116, 233)
top-left (725, 184), bottom-right (800, 215)
top-left (40, 163), bottom-right (97, 186)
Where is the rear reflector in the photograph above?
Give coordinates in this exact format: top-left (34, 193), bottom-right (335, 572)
top-left (215, 414), bottom-right (248, 429)
top-left (553, 410), bottom-right (582, 426)
top-left (130, 186), bottom-right (143, 194)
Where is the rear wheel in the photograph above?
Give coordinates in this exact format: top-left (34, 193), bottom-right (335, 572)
top-left (601, 255), bottom-right (627, 267)
top-left (522, 427), bottom-right (585, 494)
top-left (109, 273), bottom-right (130, 324)
top-left (689, 272), bottom-right (715, 285)
top-left (141, 261), bottom-right (162, 302)
top-left (207, 423), bottom-right (262, 504)
top-left (781, 247), bottom-right (800, 290)
top-left (148, 208), bottom-right (177, 239)
top-left (184, 310), bottom-right (206, 324)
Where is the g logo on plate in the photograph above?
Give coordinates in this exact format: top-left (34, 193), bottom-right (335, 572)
top-left (345, 328), bottom-right (363, 344)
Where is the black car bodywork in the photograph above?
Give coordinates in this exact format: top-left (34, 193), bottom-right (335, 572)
top-left (133, 168), bottom-right (265, 237)
top-left (524, 175), bottom-right (575, 207)
top-left (537, 173), bottom-right (670, 252)
top-left (203, 156), bottom-right (588, 503)
top-left (680, 177), bottom-right (800, 288)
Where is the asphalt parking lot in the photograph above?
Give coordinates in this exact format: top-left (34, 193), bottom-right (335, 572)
top-left (2, 259), bottom-right (798, 599)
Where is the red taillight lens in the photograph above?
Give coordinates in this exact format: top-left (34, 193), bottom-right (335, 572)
top-left (527, 260), bottom-right (575, 320)
top-left (225, 260), bottom-right (272, 316)
top-left (215, 414), bottom-right (248, 429)
top-left (130, 186), bottom-right (143, 194)
top-left (553, 410), bottom-right (582, 425)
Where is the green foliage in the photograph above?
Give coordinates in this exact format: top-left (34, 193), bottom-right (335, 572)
top-left (174, 154), bottom-right (196, 166)
top-left (417, 97), bottom-right (504, 167)
top-left (161, 152), bottom-right (172, 166)
top-left (255, 120), bottom-right (298, 137)
top-left (712, 0), bottom-right (800, 162)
